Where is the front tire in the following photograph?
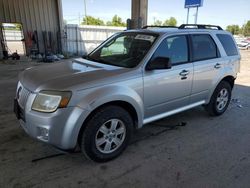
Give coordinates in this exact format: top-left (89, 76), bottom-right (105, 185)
top-left (205, 81), bottom-right (232, 116)
top-left (80, 105), bottom-right (133, 162)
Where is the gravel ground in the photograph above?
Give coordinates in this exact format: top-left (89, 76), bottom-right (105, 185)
top-left (0, 51), bottom-right (250, 188)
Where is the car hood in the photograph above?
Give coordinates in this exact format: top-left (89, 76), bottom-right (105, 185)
top-left (19, 58), bottom-right (133, 92)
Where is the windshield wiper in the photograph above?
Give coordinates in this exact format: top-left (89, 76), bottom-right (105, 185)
top-left (94, 58), bottom-right (111, 65)
top-left (82, 55), bottom-right (98, 62)
top-left (84, 56), bottom-right (112, 66)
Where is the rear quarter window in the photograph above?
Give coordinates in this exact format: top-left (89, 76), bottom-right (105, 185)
top-left (217, 34), bottom-right (238, 56)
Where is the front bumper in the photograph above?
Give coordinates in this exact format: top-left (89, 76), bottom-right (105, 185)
top-left (14, 94), bottom-right (88, 150)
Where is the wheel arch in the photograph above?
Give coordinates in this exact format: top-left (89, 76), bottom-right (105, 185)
top-left (74, 85), bottom-right (144, 146)
top-left (207, 75), bottom-right (235, 104)
top-left (221, 75), bottom-right (235, 89)
top-left (77, 100), bottom-right (140, 145)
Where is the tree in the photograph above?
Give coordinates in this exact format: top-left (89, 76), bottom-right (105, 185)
top-left (106, 15), bottom-right (126, 27)
top-left (163, 17), bottom-right (177, 26)
top-left (226, 25), bottom-right (240, 35)
top-left (242, 20), bottom-right (250, 37)
top-left (153, 17), bottom-right (177, 26)
top-left (154, 20), bottom-right (162, 26)
top-left (106, 21), bottom-right (112, 26)
top-left (82, 16), bottom-right (105, 26)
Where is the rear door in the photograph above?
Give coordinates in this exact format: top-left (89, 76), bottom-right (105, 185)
top-left (189, 33), bottom-right (222, 103)
top-left (143, 34), bottom-right (193, 118)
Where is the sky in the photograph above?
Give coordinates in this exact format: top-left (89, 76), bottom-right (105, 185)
top-left (62, 0), bottom-right (250, 29)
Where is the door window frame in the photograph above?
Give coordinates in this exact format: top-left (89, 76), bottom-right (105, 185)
top-left (144, 34), bottom-right (192, 70)
top-left (189, 33), bottom-right (221, 62)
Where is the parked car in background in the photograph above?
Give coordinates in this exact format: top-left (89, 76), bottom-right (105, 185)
top-left (14, 24), bottom-right (241, 162)
top-left (237, 41), bottom-right (250, 50)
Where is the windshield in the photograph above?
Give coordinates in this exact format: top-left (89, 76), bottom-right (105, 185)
top-left (87, 33), bottom-right (158, 68)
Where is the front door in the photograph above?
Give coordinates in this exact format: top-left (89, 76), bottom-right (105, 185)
top-left (143, 35), bottom-right (193, 119)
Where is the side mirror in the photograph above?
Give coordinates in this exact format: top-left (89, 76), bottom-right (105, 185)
top-left (146, 57), bottom-right (172, 70)
top-left (82, 52), bottom-right (88, 59)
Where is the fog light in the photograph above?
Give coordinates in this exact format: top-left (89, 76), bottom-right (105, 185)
top-left (37, 127), bottom-right (49, 141)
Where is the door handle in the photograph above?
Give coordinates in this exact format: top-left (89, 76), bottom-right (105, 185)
top-left (214, 63), bottom-right (221, 69)
top-left (179, 70), bottom-right (190, 77)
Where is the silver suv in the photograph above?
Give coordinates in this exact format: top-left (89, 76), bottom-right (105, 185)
top-left (14, 24), bottom-right (240, 162)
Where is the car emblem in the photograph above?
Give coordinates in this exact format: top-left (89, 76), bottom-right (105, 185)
top-left (17, 87), bottom-right (22, 100)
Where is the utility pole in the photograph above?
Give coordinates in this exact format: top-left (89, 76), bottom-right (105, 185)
top-left (84, 0), bottom-right (87, 24)
top-left (186, 8), bottom-right (190, 24)
top-left (194, 6), bottom-right (199, 24)
top-left (78, 12), bottom-right (81, 25)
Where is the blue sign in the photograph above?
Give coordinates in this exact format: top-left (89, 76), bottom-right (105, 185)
top-left (185, 0), bottom-right (203, 8)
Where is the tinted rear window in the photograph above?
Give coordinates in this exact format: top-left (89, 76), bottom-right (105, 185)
top-left (191, 34), bottom-right (218, 61)
top-left (217, 34), bottom-right (238, 56)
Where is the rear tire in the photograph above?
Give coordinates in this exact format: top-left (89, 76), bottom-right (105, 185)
top-left (80, 105), bottom-right (133, 162)
top-left (205, 81), bottom-right (232, 116)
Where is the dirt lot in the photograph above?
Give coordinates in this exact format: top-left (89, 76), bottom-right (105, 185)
top-left (0, 51), bottom-right (250, 188)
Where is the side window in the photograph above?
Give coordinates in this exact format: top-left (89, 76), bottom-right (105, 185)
top-left (217, 34), bottom-right (238, 56)
top-left (151, 35), bottom-right (188, 65)
top-left (191, 34), bottom-right (218, 61)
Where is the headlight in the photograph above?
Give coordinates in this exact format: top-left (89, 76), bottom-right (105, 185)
top-left (32, 91), bottom-right (72, 113)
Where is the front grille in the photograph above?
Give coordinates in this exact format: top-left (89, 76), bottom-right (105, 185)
top-left (17, 83), bottom-right (31, 109)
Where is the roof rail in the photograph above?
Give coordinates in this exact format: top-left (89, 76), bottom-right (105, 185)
top-left (179, 24), bottom-right (223, 30)
top-left (142, 25), bottom-right (178, 29)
